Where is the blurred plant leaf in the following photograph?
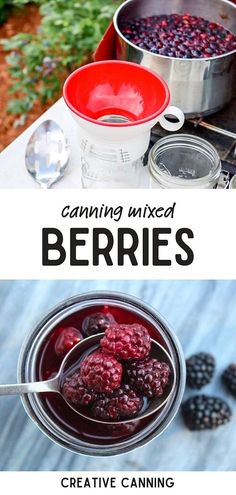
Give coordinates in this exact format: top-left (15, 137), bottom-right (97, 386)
top-left (1, 0), bottom-right (121, 115)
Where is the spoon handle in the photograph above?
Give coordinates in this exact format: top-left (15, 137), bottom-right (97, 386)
top-left (0, 377), bottom-right (58, 396)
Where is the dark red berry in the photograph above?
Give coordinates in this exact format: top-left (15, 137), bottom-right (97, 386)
top-left (62, 370), bottom-right (97, 406)
top-left (54, 326), bottom-right (83, 358)
top-left (82, 311), bottom-right (116, 337)
top-left (102, 421), bottom-right (137, 437)
top-left (100, 323), bottom-right (151, 361)
top-left (125, 358), bottom-right (171, 398)
top-left (80, 351), bottom-right (122, 393)
top-left (92, 384), bottom-right (143, 421)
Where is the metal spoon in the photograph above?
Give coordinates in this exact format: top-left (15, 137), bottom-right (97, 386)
top-left (25, 120), bottom-right (69, 188)
top-left (0, 334), bottom-right (176, 424)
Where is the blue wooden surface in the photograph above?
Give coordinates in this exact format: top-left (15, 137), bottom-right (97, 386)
top-left (0, 280), bottom-right (235, 471)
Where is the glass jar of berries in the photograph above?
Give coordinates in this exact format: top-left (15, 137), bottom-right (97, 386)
top-left (18, 291), bottom-right (186, 456)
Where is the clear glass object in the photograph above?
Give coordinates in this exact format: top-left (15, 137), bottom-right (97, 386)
top-left (229, 174), bottom-right (236, 189)
top-left (80, 114), bottom-right (147, 189)
top-left (18, 291), bottom-right (186, 456)
top-left (81, 149), bottom-right (144, 189)
top-left (148, 134), bottom-right (221, 189)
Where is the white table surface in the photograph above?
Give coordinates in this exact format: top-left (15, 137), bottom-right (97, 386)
top-left (0, 98), bottom-right (149, 189)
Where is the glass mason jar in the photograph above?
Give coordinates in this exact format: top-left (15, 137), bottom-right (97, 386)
top-left (81, 150), bottom-right (145, 189)
top-left (17, 291), bottom-right (186, 456)
top-left (80, 115), bottom-right (147, 189)
top-left (148, 134), bottom-right (221, 189)
top-left (229, 174), bottom-right (236, 189)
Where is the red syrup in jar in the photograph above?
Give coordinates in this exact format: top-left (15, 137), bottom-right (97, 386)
top-left (36, 304), bottom-right (167, 445)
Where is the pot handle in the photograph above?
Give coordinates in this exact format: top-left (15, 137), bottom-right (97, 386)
top-left (159, 105), bottom-right (185, 132)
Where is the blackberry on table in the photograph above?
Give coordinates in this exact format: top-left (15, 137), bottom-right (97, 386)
top-left (186, 352), bottom-right (215, 389)
top-left (182, 395), bottom-right (232, 431)
top-left (222, 364), bottom-right (236, 398)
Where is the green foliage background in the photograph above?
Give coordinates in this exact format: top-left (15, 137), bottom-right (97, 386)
top-left (1, 0), bottom-right (121, 115)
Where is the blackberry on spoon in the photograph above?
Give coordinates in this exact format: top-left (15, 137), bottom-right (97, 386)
top-left (92, 384), bottom-right (143, 421)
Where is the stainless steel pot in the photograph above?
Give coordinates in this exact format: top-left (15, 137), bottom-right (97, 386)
top-left (114, 0), bottom-right (236, 118)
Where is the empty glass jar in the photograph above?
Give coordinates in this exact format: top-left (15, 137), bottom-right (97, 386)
top-left (148, 134), bottom-right (221, 189)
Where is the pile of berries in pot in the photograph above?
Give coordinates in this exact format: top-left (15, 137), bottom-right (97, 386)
top-left (121, 13), bottom-right (236, 59)
top-left (62, 323), bottom-right (171, 421)
top-left (182, 352), bottom-right (235, 431)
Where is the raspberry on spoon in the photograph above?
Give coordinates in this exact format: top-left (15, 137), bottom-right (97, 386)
top-left (80, 350), bottom-right (122, 393)
top-left (100, 323), bottom-right (151, 360)
top-left (63, 370), bottom-right (97, 406)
